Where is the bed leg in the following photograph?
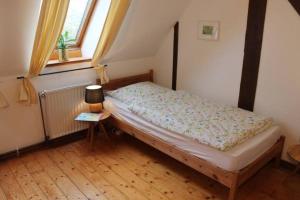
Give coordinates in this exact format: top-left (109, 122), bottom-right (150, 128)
top-left (275, 136), bottom-right (285, 168)
top-left (275, 153), bottom-right (281, 168)
top-left (228, 174), bottom-right (239, 200)
top-left (228, 186), bottom-right (238, 200)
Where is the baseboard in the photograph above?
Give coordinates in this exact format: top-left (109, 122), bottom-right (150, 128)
top-left (0, 130), bottom-right (87, 162)
top-left (45, 130), bottom-right (87, 148)
top-left (0, 142), bottom-right (45, 162)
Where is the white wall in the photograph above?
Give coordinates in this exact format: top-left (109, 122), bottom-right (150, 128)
top-left (154, 0), bottom-right (249, 105)
top-left (255, 0), bottom-right (300, 161)
top-left (177, 0), bottom-right (249, 106)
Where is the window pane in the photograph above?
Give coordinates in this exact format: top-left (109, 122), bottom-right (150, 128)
top-left (62, 0), bottom-right (90, 45)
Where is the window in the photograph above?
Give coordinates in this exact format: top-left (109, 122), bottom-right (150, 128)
top-left (63, 0), bottom-right (97, 47)
top-left (49, 0), bottom-right (98, 62)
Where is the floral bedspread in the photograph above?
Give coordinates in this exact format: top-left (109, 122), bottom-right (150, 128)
top-left (109, 82), bottom-right (273, 151)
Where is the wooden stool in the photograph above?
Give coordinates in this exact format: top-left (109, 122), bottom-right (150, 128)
top-left (88, 110), bottom-right (111, 149)
top-left (287, 144), bottom-right (300, 174)
top-left (76, 110), bottom-right (111, 150)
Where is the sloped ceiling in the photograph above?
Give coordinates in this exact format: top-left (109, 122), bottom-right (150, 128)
top-left (103, 0), bottom-right (191, 63)
top-left (0, 0), bottom-right (41, 77)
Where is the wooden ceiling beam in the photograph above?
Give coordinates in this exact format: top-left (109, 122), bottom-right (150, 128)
top-left (289, 0), bottom-right (300, 15)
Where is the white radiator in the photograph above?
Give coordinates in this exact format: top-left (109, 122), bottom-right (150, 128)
top-left (39, 84), bottom-right (91, 140)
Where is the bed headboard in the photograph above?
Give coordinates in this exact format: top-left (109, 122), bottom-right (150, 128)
top-left (97, 69), bottom-right (153, 90)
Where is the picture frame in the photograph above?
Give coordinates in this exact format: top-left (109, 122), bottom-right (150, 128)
top-left (198, 21), bottom-right (220, 40)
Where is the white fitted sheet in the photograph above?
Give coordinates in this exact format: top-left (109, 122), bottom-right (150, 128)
top-left (104, 97), bottom-right (281, 172)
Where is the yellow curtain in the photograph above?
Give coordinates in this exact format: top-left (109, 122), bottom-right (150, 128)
top-left (92, 0), bottom-right (131, 84)
top-left (19, 0), bottom-right (69, 104)
top-left (0, 91), bottom-right (9, 109)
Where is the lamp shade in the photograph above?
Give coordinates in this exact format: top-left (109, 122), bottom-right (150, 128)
top-left (85, 85), bottom-right (104, 104)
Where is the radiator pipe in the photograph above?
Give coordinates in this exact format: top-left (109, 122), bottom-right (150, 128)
top-left (38, 91), bottom-right (49, 143)
top-left (16, 65), bottom-right (108, 79)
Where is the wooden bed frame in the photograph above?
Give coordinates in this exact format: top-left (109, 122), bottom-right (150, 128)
top-left (99, 70), bottom-right (285, 200)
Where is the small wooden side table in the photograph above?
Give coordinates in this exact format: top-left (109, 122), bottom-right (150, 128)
top-left (76, 110), bottom-right (111, 149)
top-left (287, 144), bottom-right (300, 174)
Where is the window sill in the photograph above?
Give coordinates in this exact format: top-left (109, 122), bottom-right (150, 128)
top-left (42, 59), bottom-right (94, 76)
top-left (47, 57), bottom-right (92, 67)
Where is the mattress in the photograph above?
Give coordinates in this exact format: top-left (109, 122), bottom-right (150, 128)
top-left (108, 82), bottom-right (273, 151)
top-left (104, 96), bottom-right (281, 172)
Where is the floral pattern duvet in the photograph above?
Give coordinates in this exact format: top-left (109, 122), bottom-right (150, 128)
top-left (108, 82), bottom-right (273, 151)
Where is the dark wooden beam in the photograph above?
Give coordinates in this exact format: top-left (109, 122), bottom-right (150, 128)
top-left (172, 22), bottom-right (179, 90)
top-left (238, 0), bottom-right (268, 111)
top-left (289, 0), bottom-right (300, 15)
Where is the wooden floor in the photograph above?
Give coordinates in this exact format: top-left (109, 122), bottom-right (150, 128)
top-left (0, 135), bottom-right (299, 200)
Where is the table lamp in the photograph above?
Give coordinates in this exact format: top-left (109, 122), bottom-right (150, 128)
top-left (85, 85), bottom-right (104, 113)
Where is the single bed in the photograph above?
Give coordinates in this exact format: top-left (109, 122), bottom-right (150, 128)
top-left (104, 96), bottom-right (281, 172)
top-left (100, 70), bottom-right (285, 200)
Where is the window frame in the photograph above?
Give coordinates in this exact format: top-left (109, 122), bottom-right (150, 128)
top-left (68, 0), bottom-right (98, 48)
top-left (49, 0), bottom-right (98, 62)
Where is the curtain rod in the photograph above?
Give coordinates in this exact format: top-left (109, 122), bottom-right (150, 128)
top-left (16, 64), bottom-right (108, 80)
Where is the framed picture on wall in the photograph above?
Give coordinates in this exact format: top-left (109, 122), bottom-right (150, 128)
top-left (198, 21), bottom-right (220, 40)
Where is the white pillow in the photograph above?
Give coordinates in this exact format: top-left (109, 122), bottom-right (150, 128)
top-left (108, 82), bottom-right (170, 105)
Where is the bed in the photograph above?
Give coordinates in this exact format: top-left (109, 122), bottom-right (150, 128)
top-left (99, 70), bottom-right (285, 200)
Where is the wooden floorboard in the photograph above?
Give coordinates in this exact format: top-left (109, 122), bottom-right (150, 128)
top-left (7, 159), bottom-right (47, 200)
top-left (34, 151), bottom-right (88, 200)
top-left (80, 147), bottom-right (169, 200)
top-left (108, 139), bottom-right (225, 199)
top-left (58, 145), bottom-right (128, 200)
top-left (20, 154), bottom-right (68, 200)
top-left (88, 140), bottom-right (217, 200)
top-left (0, 186), bottom-right (7, 200)
top-left (0, 164), bottom-right (27, 200)
top-left (71, 144), bottom-right (148, 200)
top-left (47, 149), bottom-right (106, 200)
top-left (0, 136), bottom-right (299, 200)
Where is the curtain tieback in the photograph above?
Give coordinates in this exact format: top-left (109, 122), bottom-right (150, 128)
top-left (95, 65), bottom-right (110, 85)
top-left (19, 77), bottom-right (38, 105)
top-left (0, 91), bottom-right (9, 109)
